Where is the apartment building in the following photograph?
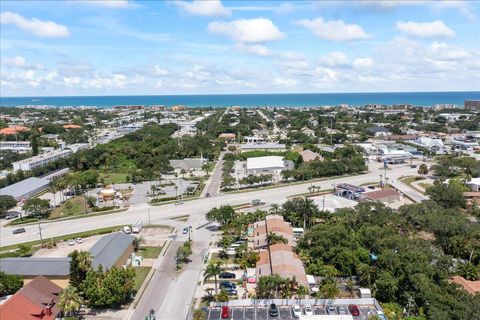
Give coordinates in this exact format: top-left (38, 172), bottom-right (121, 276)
top-left (0, 141), bottom-right (31, 153)
top-left (12, 150), bottom-right (72, 172)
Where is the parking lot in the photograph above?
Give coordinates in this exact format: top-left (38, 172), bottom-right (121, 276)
top-left (206, 304), bottom-right (379, 320)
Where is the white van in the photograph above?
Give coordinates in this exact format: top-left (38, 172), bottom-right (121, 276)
top-left (123, 226), bottom-right (132, 234)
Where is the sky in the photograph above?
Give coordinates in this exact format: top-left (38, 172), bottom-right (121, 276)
top-left (1, 0), bottom-right (479, 97)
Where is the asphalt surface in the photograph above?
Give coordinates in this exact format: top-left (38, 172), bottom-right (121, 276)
top-left (201, 152), bottom-right (226, 198)
top-left (0, 161), bottom-right (423, 247)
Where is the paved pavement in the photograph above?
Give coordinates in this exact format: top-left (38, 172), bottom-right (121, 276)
top-left (201, 152), bottom-right (226, 198)
top-left (0, 161), bottom-right (424, 247)
top-left (129, 214), bottom-right (212, 320)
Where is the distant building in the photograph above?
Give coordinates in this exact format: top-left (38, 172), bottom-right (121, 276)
top-left (218, 133), bottom-right (236, 140)
top-left (63, 124), bottom-right (82, 129)
top-left (246, 156), bottom-right (293, 175)
top-left (0, 126), bottom-right (29, 135)
top-left (451, 276), bottom-right (480, 295)
top-left (367, 126), bottom-right (391, 137)
top-left (12, 150), bottom-right (72, 172)
top-left (359, 189), bottom-right (401, 203)
top-left (0, 276), bottom-right (62, 320)
top-left (0, 141), bottom-right (31, 153)
top-left (467, 178), bottom-right (480, 192)
top-left (0, 177), bottom-right (50, 201)
top-left (409, 137), bottom-right (444, 154)
top-left (169, 158), bottom-right (207, 172)
top-left (465, 100), bottom-right (480, 111)
top-left (240, 143), bottom-right (287, 152)
top-left (300, 149), bottom-right (323, 163)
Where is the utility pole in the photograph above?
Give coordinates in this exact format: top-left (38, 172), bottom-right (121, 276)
top-left (37, 219), bottom-right (43, 245)
top-left (148, 208), bottom-right (151, 226)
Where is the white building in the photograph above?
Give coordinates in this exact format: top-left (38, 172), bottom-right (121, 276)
top-left (409, 137), bottom-right (445, 154)
top-left (12, 150), bottom-right (72, 172)
top-left (246, 156), bottom-right (293, 174)
top-left (467, 178), bottom-right (480, 192)
top-left (0, 141), bottom-right (31, 153)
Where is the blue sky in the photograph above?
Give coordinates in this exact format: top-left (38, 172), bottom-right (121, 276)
top-left (1, 0), bottom-right (479, 96)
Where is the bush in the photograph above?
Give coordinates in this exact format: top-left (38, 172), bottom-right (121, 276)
top-left (150, 197), bottom-right (178, 204)
top-left (0, 271), bottom-right (23, 296)
top-left (91, 206), bottom-right (119, 212)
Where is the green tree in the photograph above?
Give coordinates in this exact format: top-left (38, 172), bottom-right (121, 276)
top-left (206, 205), bottom-right (236, 225)
top-left (68, 250), bottom-right (92, 291)
top-left (193, 309), bottom-right (207, 320)
top-left (31, 134), bottom-right (39, 156)
top-left (0, 271), bottom-right (23, 296)
top-left (0, 195), bottom-right (16, 216)
top-left (426, 183), bottom-right (466, 208)
top-left (58, 285), bottom-right (83, 317)
top-left (204, 261), bottom-right (224, 295)
top-left (22, 198), bottom-right (50, 218)
top-left (458, 262), bottom-right (479, 281)
top-left (266, 232), bottom-right (288, 245)
top-left (318, 277), bottom-right (339, 299)
top-left (417, 164), bottom-right (428, 177)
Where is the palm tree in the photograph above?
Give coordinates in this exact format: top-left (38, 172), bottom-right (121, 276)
top-left (204, 261), bottom-right (224, 295)
top-left (266, 232), bottom-right (288, 245)
top-left (77, 251), bottom-right (92, 273)
top-left (269, 203), bottom-right (281, 215)
top-left (49, 185), bottom-right (57, 207)
top-left (58, 286), bottom-right (83, 317)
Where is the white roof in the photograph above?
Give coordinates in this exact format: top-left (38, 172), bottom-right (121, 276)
top-left (246, 156), bottom-right (285, 170)
top-left (469, 177), bottom-right (480, 186)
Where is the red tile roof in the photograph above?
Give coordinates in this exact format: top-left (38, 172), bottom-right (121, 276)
top-left (0, 276), bottom-right (62, 320)
top-left (451, 276), bottom-right (480, 295)
top-left (0, 126), bottom-right (29, 135)
top-left (63, 124), bottom-right (82, 129)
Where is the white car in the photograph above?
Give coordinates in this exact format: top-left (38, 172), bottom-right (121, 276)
top-left (67, 239), bottom-right (75, 246)
top-left (75, 238), bottom-right (83, 244)
top-left (305, 305), bottom-right (314, 316)
top-left (292, 305), bottom-right (301, 318)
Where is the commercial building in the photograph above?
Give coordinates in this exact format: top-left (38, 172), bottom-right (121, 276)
top-left (359, 189), bottom-right (401, 203)
top-left (0, 232), bottom-right (135, 288)
top-left (240, 143), bottom-right (287, 152)
top-left (0, 276), bottom-right (62, 320)
top-left (12, 150), bottom-right (72, 172)
top-left (253, 215), bottom-right (295, 249)
top-left (246, 156), bottom-right (293, 175)
top-left (300, 149), bottom-right (323, 163)
top-left (408, 137), bottom-right (444, 154)
top-left (0, 141), bottom-right (31, 153)
top-left (467, 177), bottom-right (480, 192)
top-left (465, 100), bottom-right (480, 111)
top-left (256, 243), bottom-right (309, 287)
top-left (169, 158), bottom-right (208, 172)
top-left (0, 177), bottom-right (50, 201)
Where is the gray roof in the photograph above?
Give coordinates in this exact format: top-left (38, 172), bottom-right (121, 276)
top-left (169, 158), bottom-right (206, 171)
top-left (0, 177), bottom-right (50, 200)
top-left (89, 232), bottom-right (135, 269)
top-left (367, 126), bottom-right (390, 133)
top-left (0, 257), bottom-right (70, 277)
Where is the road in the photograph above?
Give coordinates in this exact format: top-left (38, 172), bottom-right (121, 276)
top-left (0, 161), bottom-right (424, 247)
top-left (200, 152), bottom-right (226, 198)
top-left (130, 214), bottom-right (212, 320)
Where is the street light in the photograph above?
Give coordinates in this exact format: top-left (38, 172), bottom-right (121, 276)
top-left (188, 225), bottom-right (192, 241)
top-left (145, 308), bottom-right (156, 320)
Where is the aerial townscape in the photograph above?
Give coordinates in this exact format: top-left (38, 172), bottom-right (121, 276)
top-left (0, 1), bottom-right (480, 320)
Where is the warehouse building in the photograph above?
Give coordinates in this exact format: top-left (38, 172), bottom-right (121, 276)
top-left (0, 177), bottom-right (50, 201)
top-left (246, 156), bottom-right (293, 175)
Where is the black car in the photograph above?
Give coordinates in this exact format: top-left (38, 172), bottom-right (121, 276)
top-left (12, 228), bottom-right (26, 234)
top-left (220, 282), bottom-right (236, 289)
top-left (269, 303), bottom-right (279, 317)
top-left (206, 193), bottom-right (211, 198)
top-left (219, 272), bottom-right (236, 279)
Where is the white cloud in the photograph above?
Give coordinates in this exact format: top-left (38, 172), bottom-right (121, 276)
top-left (0, 11), bottom-right (70, 38)
top-left (274, 77), bottom-right (297, 87)
top-left (297, 17), bottom-right (369, 42)
top-left (154, 65), bottom-right (169, 76)
top-left (74, 0), bottom-right (133, 8)
top-left (208, 18), bottom-right (284, 43)
top-left (396, 20), bottom-right (455, 38)
top-left (318, 52), bottom-right (350, 67)
top-left (63, 76), bottom-right (81, 85)
top-left (234, 43), bottom-right (270, 56)
top-left (174, 0), bottom-right (231, 17)
top-left (353, 57), bottom-right (374, 68)
top-left (2, 56), bottom-right (26, 67)
top-left (429, 42), bottom-right (470, 60)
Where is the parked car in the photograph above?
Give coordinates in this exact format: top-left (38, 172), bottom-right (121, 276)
top-left (268, 303), bottom-right (278, 317)
top-left (348, 304), bottom-right (360, 316)
top-left (326, 306), bottom-right (336, 315)
top-left (123, 226), bottom-right (132, 234)
top-left (64, 191), bottom-right (75, 197)
top-left (221, 306), bottom-right (230, 319)
top-left (292, 305), bottom-right (301, 318)
top-left (410, 165), bottom-right (417, 168)
top-left (67, 239), bottom-right (75, 246)
top-left (337, 306), bottom-right (348, 315)
top-left (220, 282), bottom-right (236, 289)
top-left (12, 228), bottom-right (26, 234)
top-left (367, 185), bottom-right (375, 190)
top-left (175, 201), bottom-right (183, 205)
top-left (305, 305), bottom-right (313, 316)
top-left (219, 272), bottom-right (235, 279)
top-left (75, 238), bottom-right (83, 244)
top-left (377, 311), bottom-right (388, 320)
top-left (182, 227), bottom-right (189, 234)
top-left (206, 193), bottom-right (211, 198)
top-left (225, 288), bottom-right (237, 296)
top-left (5, 212), bottom-right (20, 220)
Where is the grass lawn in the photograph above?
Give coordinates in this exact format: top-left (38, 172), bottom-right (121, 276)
top-left (100, 172), bottom-right (128, 184)
top-left (137, 245), bottom-right (164, 259)
top-left (49, 196), bottom-right (87, 219)
top-left (133, 266), bottom-right (151, 292)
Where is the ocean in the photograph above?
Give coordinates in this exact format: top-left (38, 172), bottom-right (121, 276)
top-left (0, 91), bottom-right (479, 108)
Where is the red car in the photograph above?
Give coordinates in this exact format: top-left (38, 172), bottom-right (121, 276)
top-left (221, 306), bottom-right (230, 319)
top-left (348, 304), bottom-right (360, 316)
